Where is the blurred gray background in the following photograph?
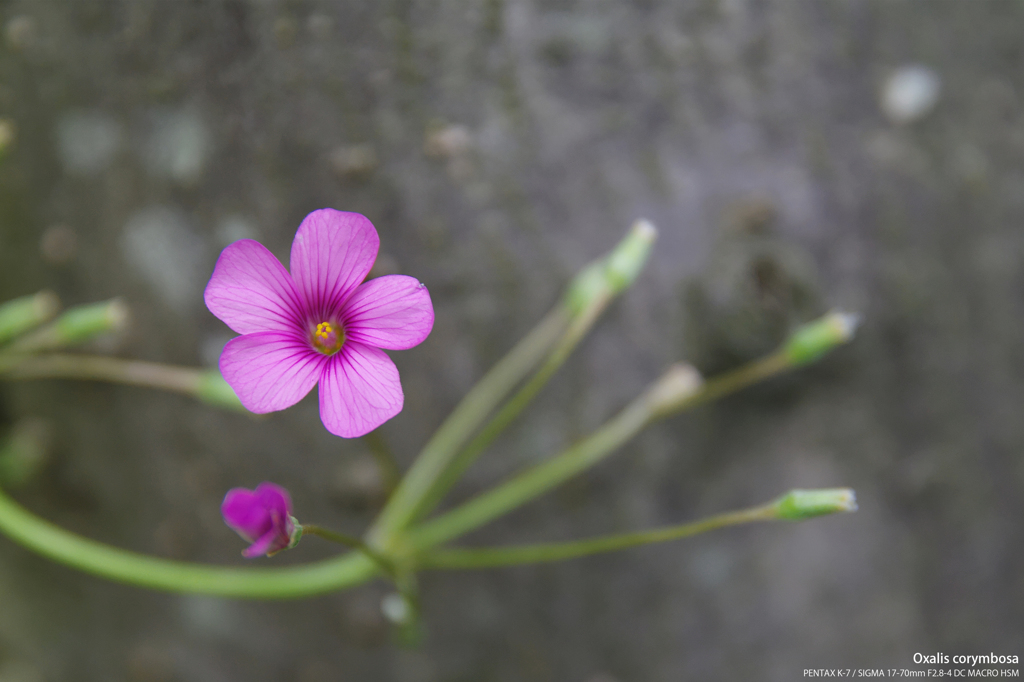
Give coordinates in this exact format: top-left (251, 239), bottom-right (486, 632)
top-left (0, 1), bottom-right (1022, 680)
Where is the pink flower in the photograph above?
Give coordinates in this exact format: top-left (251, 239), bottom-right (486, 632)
top-left (221, 482), bottom-right (299, 558)
top-left (205, 209), bottom-right (434, 437)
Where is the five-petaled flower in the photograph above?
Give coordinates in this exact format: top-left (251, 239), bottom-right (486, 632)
top-left (221, 482), bottom-right (299, 558)
top-left (205, 209), bottom-right (434, 437)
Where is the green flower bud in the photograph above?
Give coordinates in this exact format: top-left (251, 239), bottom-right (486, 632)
top-left (54, 299), bottom-right (128, 345)
top-left (563, 220), bottom-right (658, 314)
top-left (773, 488), bottom-right (858, 520)
top-left (0, 291), bottom-right (59, 345)
top-left (11, 298), bottom-right (128, 351)
top-left (604, 219), bottom-right (658, 294)
top-left (646, 363), bottom-right (704, 416)
top-left (783, 310), bottom-right (860, 366)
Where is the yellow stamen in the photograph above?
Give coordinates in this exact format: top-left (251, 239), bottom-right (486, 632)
top-left (316, 322), bottom-right (333, 340)
top-left (311, 320), bottom-right (345, 355)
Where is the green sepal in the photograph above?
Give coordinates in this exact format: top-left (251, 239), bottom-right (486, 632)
top-left (0, 291), bottom-right (59, 345)
top-left (287, 519), bottom-right (303, 549)
top-left (563, 219), bottom-right (658, 314)
top-left (53, 299), bottom-right (128, 346)
top-left (783, 311), bottom-right (859, 366)
top-left (773, 488), bottom-right (858, 520)
top-left (11, 298), bottom-right (128, 351)
top-left (604, 219), bottom-right (657, 293)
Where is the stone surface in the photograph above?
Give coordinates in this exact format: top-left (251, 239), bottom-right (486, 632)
top-left (0, 1), bottom-right (1022, 680)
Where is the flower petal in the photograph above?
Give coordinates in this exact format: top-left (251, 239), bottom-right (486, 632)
top-left (220, 331), bottom-right (327, 413)
top-left (242, 529), bottom-right (280, 558)
top-left (319, 342), bottom-right (403, 437)
top-left (204, 240), bottom-right (305, 335)
top-left (343, 275), bottom-right (435, 350)
top-left (253, 482), bottom-right (292, 516)
top-left (290, 209), bottom-right (379, 319)
top-left (222, 488), bottom-right (269, 541)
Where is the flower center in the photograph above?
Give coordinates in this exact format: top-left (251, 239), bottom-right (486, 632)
top-left (311, 321), bottom-right (345, 355)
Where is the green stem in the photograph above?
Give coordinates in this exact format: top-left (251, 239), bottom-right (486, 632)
top-left (0, 353), bottom-right (245, 411)
top-left (651, 352), bottom-right (790, 418)
top-left (391, 569), bottom-right (423, 646)
top-left (407, 396), bottom-right (650, 551)
top-left (0, 353), bottom-right (203, 393)
top-left (369, 307), bottom-right (569, 546)
top-left (409, 291), bottom-right (612, 524)
top-left (0, 486), bottom-right (378, 599)
top-left (301, 524), bottom-right (396, 577)
top-left (406, 352), bottom-right (797, 552)
top-left (419, 503), bottom-right (778, 569)
top-left (371, 221), bottom-right (658, 546)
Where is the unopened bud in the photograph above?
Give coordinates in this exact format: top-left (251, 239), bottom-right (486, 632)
top-left (646, 363), bottom-right (704, 416)
top-left (773, 488), bottom-right (858, 520)
top-left (605, 219), bottom-right (658, 293)
top-left (0, 291), bottom-right (59, 345)
top-left (11, 298), bottom-right (128, 351)
top-left (564, 220), bottom-right (658, 314)
top-left (783, 310), bottom-right (860, 366)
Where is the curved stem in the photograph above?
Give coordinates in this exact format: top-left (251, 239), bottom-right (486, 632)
top-left (0, 486), bottom-right (378, 599)
top-left (419, 503), bottom-right (778, 569)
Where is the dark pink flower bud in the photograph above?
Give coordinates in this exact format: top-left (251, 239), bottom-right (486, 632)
top-left (221, 482), bottom-right (299, 558)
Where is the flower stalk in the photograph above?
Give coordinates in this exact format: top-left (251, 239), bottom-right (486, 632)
top-left (368, 307), bottom-right (569, 545)
top-left (403, 310), bottom-right (856, 551)
top-left (418, 488), bottom-right (856, 569)
top-left (372, 220), bottom-right (658, 546)
top-left (403, 285), bottom-right (610, 526)
top-left (0, 353), bottom-right (245, 412)
top-left (301, 524), bottom-right (396, 577)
